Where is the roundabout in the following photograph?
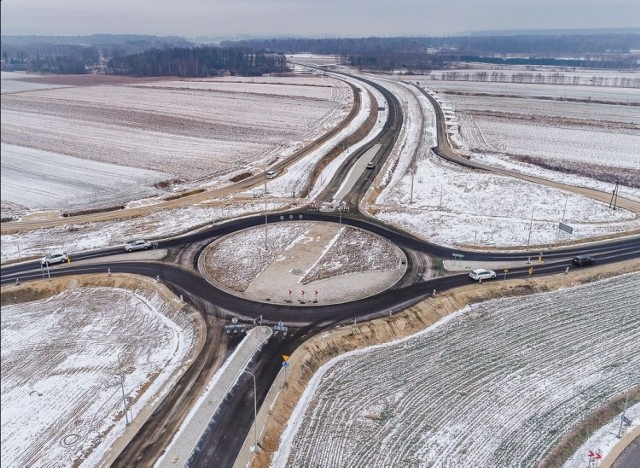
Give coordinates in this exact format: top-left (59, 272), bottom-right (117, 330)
top-left (198, 221), bottom-right (408, 305)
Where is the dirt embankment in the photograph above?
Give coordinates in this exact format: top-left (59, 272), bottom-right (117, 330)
top-left (250, 259), bottom-right (640, 468)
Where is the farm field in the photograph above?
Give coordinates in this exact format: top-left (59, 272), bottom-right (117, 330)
top-left (367, 77), bottom-right (639, 248)
top-left (1, 143), bottom-right (168, 214)
top-left (275, 272), bottom-right (640, 468)
top-left (0, 286), bottom-right (196, 467)
top-left (419, 79), bottom-right (640, 190)
top-left (0, 72), bottom-right (350, 217)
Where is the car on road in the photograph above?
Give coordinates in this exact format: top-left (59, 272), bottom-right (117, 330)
top-left (573, 255), bottom-right (596, 266)
top-left (265, 170), bottom-right (278, 179)
top-left (366, 161), bottom-right (375, 169)
top-left (125, 239), bottom-right (152, 252)
top-left (41, 251), bottom-right (69, 266)
top-left (469, 269), bottom-right (497, 281)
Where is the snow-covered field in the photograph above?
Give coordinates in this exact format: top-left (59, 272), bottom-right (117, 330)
top-left (275, 273), bottom-right (640, 467)
top-left (3, 65), bottom-right (639, 256)
top-left (418, 79), bottom-right (640, 190)
top-left (1, 286), bottom-right (195, 467)
top-left (1, 143), bottom-right (168, 213)
top-left (1, 71), bottom-right (71, 94)
top-left (366, 78), bottom-right (639, 248)
top-left (0, 200), bottom-right (289, 262)
top-left (0, 72), bottom-right (350, 216)
top-left (421, 70), bottom-right (640, 94)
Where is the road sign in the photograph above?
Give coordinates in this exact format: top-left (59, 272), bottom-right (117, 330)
top-left (559, 222), bottom-right (574, 234)
top-left (282, 361), bottom-right (289, 368)
top-left (528, 267), bottom-right (534, 276)
top-left (282, 355), bottom-right (289, 361)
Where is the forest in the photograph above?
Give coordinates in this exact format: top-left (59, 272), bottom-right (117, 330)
top-left (224, 33), bottom-right (640, 71)
top-left (106, 46), bottom-right (288, 77)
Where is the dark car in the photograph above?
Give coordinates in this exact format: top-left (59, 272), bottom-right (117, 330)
top-left (573, 255), bottom-right (596, 266)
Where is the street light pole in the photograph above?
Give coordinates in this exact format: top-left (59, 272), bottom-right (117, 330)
top-left (243, 370), bottom-right (258, 451)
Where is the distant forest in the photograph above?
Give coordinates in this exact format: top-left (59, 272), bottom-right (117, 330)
top-left (224, 33), bottom-right (640, 71)
top-left (2, 32), bottom-right (639, 75)
top-left (107, 47), bottom-right (288, 77)
top-left (1, 34), bottom-right (287, 77)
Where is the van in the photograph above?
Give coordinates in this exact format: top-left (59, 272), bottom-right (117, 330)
top-left (366, 162), bottom-right (375, 169)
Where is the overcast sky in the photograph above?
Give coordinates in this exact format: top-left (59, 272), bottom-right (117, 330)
top-left (2, 0), bottom-right (639, 38)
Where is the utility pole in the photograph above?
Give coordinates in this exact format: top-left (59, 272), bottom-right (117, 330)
top-left (526, 208), bottom-right (534, 247)
top-left (609, 181), bottom-right (619, 210)
top-left (618, 390), bottom-right (630, 438)
top-left (264, 199), bottom-right (268, 253)
top-left (120, 375), bottom-right (129, 426)
top-left (409, 168), bottom-right (415, 204)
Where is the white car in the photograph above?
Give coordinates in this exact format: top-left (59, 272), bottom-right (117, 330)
top-left (125, 239), bottom-right (152, 252)
top-left (469, 269), bottom-right (497, 281)
top-left (265, 170), bottom-right (278, 179)
top-left (41, 251), bottom-right (69, 266)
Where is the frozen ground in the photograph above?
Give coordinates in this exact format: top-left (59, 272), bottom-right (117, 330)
top-left (275, 273), bottom-right (640, 467)
top-left (3, 67), bottom-right (639, 257)
top-left (0, 73), bottom-right (350, 216)
top-left (1, 143), bottom-right (168, 213)
top-left (365, 78), bottom-right (640, 248)
top-left (418, 79), bottom-right (640, 190)
top-left (1, 71), bottom-right (71, 94)
top-left (0, 200), bottom-right (289, 263)
top-left (564, 403), bottom-right (640, 468)
top-left (202, 221), bottom-right (405, 304)
top-left (1, 286), bottom-right (195, 467)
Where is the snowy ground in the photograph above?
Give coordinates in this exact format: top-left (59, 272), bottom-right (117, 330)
top-left (564, 402), bottom-right (640, 468)
top-left (3, 66), bottom-right (639, 258)
top-left (0, 200), bottom-right (289, 262)
top-left (1, 286), bottom-right (195, 467)
top-left (274, 272), bottom-right (640, 467)
top-left (1, 71), bottom-right (71, 94)
top-left (0, 72), bottom-right (350, 217)
top-left (1, 143), bottom-right (168, 213)
top-left (364, 77), bottom-right (640, 248)
top-left (202, 221), bottom-right (405, 304)
top-left (418, 79), bottom-right (640, 190)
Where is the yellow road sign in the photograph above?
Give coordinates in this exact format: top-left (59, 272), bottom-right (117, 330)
top-left (528, 267), bottom-right (534, 275)
top-left (282, 355), bottom-right (290, 361)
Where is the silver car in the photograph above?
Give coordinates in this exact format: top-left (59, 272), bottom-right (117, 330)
top-left (469, 268), bottom-right (496, 281)
top-left (41, 251), bottom-right (69, 266)
top-left (125, 239), bottom-right (152, 252)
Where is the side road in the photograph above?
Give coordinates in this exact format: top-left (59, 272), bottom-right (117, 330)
top-left (156, 326), bottom-right (273, 468)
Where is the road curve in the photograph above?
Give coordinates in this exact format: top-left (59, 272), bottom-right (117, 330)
top-left (413, 83), bottom-right (640, 215)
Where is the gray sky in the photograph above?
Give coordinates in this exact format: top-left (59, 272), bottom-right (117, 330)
top-left (1, 0), bottom-right (639, 38)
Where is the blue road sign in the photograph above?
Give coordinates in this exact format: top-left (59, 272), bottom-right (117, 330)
top-left (282, 361), bottom-right (289, 368)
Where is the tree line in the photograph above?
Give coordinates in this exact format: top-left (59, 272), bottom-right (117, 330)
top-left (223, 33), bottom-right (640, 72)
top-left (106, 46), bottom-right (288, 77)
